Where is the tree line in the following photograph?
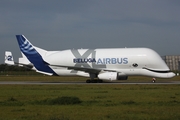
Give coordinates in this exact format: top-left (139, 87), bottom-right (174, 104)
top-left (0, 64), bottom-right (32, 71)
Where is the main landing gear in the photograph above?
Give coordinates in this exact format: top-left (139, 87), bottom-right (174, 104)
top-left (86, 74), bottom-right (103, 83)
top-left (86, 79), bottom-right (103, 83)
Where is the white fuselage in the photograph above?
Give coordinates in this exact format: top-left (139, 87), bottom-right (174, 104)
top-left (43, 48), bottom-right (175, 78)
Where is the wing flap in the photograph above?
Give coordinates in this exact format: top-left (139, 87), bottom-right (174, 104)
top-left (44, 61), bottom-right (117, 74)
top-left (49, 64), bottom-right (101, 74)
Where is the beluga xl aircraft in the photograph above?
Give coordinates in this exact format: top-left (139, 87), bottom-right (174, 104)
top-left (16, 35), bottom-right (175, 83)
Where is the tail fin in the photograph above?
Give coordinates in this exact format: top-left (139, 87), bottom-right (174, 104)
top-left (5, 51), bottom-right (14, 65)
top-left (18, 52), bottom-right (35, 69)
top-left (19, 52), bottom-right (31, 65)
top-left (16, 35), bottom-right (57, 75)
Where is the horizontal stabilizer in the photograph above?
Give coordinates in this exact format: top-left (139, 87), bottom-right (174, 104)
top-left (36, 70), bottom-right (53, 76)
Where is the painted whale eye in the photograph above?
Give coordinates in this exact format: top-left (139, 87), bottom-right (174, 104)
top-left (132, 63), bottom-right (138, 67)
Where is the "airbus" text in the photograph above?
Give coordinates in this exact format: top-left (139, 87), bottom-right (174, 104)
top-left (73, 58), bottom-right (128, 64)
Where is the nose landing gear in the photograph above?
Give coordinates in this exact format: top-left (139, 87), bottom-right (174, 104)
top-left (152, 78), bottom-right (156, 83)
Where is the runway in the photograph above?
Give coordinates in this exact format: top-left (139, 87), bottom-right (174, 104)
top-left (0, 81), bottom-right (180, 85)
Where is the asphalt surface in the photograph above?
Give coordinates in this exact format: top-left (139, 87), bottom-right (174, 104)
top-left (0, 81), bottom-right (180, 85)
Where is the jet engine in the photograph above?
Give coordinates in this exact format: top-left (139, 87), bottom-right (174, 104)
top-left (98, 72), bottom-right (128, 81)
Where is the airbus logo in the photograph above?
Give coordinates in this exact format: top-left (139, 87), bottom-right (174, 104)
top-left (96, 58), bottom-right (128, 64)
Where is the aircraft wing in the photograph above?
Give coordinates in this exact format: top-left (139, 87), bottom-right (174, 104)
top-left (48, 64), bottom-right (101, 74)
top-left (44, 61), bottom-right (116, 74)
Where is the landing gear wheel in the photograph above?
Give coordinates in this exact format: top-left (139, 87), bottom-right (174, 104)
top-left (97, 79), bottom-right (103, 83)
top-left (86, 79), bottom-right (103, 83)
top-left (152, 78), bottom-right (156, 83)
top-left (92, 80), bottom-right (97, 83)
top-left (86, 79), bottom-right (91, 83)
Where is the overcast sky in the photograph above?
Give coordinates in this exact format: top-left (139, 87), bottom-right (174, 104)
top-left (0, 0), bottom-right (180, 64)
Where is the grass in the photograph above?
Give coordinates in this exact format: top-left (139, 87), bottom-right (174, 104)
top-left (0, 83), bottom-right (180, 120)
top-left (0, 74), bottom-right (180, 119)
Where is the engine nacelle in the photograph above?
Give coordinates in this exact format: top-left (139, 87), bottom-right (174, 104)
top-left (98, 72), bottom-right (128, 81)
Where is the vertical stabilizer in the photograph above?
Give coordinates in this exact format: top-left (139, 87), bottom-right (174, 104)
top-left (16, 35), bottom-right (57, 75)
top-left (5, 51), bottom-right (14, 65)
top-left (19, 52), bottom-right (31, 65)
